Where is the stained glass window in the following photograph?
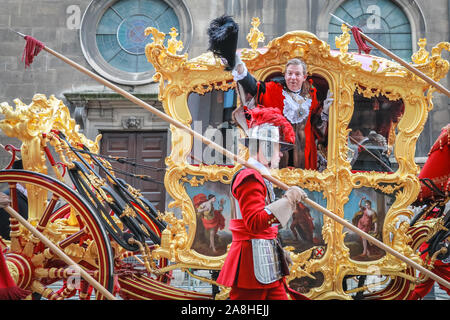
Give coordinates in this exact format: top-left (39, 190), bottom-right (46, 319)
top-left (96, 0), bottom-right (180, 74)
top-left (328, 0), bottom-right (412, 61)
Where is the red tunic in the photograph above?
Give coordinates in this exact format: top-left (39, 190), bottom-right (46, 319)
top-left (216, 168), bottom-right (281, 289)
top-left (418, 124), bottom-right (450, 201)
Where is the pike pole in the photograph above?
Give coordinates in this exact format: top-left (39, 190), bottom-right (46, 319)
top-left (330, 13), bottom-right (450, 98)
top-left (8, 29), bottom-right (450, 291)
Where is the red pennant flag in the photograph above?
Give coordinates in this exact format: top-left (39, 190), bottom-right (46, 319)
top-left (21, 35), bottom-right (45, 69)
top-left (351, 27), bottom-right (372, 55)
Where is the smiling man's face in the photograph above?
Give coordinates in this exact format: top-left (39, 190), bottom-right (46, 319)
top-left (285, 64), bottom-right (307, 92)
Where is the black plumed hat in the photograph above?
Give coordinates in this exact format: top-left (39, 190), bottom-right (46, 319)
top-left (207, 15), bottom-right (239, 71)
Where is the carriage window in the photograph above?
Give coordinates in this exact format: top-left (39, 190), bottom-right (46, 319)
top-left (187, 75), bottom-right (331, 171)
top-left (188, 89), bottom-right (239, 165)
top-left (348, 92), bottom-right (404, 172)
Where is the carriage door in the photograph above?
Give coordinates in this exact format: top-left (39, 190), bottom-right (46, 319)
top-left (100, 131), bottom-right (167, 212)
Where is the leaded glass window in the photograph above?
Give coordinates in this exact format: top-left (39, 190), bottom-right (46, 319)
top-left (96, 0), bottom-right (180, 74)
top-left (80, 0), bottom-right (187, 85)
top-left (328, 0), bottom-right (413, 61)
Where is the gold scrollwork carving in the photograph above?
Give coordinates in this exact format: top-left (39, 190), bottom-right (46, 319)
top-left (0, 95), bottom-right (101, 223)
top-left (246, 17), bottom-right (265, 50)
top-left (0, 16), bottom-right (440, 300)
top-left (412, 38), bottom-right (430, 65)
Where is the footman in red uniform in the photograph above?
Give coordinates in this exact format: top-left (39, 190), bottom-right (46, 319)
top-left (216, 107), bottom-right (309, 300)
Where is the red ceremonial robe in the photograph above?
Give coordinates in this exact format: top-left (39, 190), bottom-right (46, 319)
top-left (256, 81), bottom-right (321, 170)
top-left (407, 242), bottom-right (450, 299)
top-left (418, 124), bottom-right (450, 201)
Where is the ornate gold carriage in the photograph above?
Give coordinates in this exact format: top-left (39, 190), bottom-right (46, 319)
top-left (0, 20), bottom-right (448, 300)
top-left (144, 21), bottom-right (449, 299)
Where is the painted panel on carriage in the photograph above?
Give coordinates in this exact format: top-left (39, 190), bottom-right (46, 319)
top-left (184, 180), bottom-right (233, 257)
top-left (184, 179), bottom-right (327, 258)
top-left (278, 190), bottom-right (327, 295)
top-left (275, 189), bottom-right (327, 254)
top-left (343, 187), bottom-right (391, 261)
top-left (347, 92), bottom-right (405, 173)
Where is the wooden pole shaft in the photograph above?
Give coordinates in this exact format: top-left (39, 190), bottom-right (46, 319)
top-left (360, 33), bottom-right (450, 97)
top-left (36, 44), bottom-right (450, 290)
top-left (4, 206), bottom-right (117, 300)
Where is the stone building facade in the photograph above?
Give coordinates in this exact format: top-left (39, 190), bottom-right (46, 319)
top-left (0, 0), bottom-right (448, 208)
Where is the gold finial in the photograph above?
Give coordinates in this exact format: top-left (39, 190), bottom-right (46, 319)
top-left (431, 41), bottom-right (450, 58)
top-left (246, 17), bottom-right (265, 50)
top-left (167, 27), bottom-right (184, 55)
top-left (144, 27), bottom-right (166, 46)
top-left (411, 38), bottom-right (430, 64)
top-left (335, 23), bottom-right (351, 54)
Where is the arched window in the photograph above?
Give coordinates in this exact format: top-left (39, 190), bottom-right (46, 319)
top-left (96, 0), bottom-right (179, 73)
top-left (328, 0), bottom-right (413, 61)
top-left (81, 0), bottom-right (191, 85)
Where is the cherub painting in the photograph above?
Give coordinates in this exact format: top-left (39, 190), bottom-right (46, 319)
top-left (193, 193), bottom-right (225, 253)
top-left (185, 180), bottom-right (233, 257)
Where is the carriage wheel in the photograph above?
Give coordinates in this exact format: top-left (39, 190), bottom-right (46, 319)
top-left (0, 170), bottom-right (114, 300)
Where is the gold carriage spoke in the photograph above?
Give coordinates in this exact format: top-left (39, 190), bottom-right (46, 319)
top-left (7, 182), bottom-right (23, 253)
top-left (0, 171), bottom-right (115, 300)
top-left (23, 194), bottom-right (63, 257)
top-left (31, 280), bottom-right (66, 300)
top-left (55, 284), bottom-right (77, 299)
